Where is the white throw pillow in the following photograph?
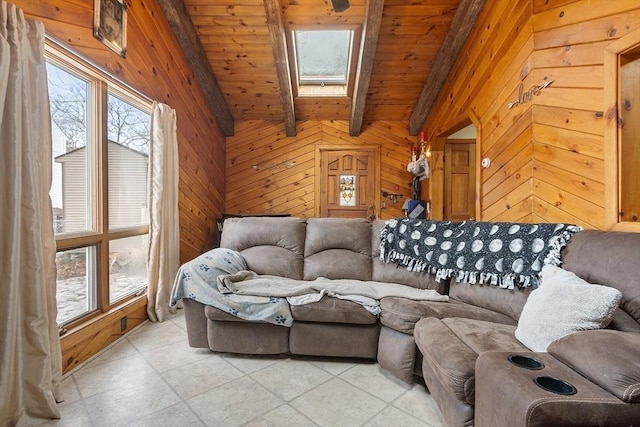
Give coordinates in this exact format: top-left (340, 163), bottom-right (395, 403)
top-left (515, 265), bottom-right (621, 352)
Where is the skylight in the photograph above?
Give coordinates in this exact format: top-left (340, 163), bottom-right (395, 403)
top-left (292, 30), bottom-right (354, 96)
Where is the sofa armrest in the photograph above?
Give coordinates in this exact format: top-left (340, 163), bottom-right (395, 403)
top-left (548, 330), bottom-right (640, 403)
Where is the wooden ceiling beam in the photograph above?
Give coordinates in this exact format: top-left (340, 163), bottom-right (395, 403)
top-left (408, 0), bottom-right (486, 135)
top-left (349, 0), bottom-right (385, 137)
top-left (264, 0), bottom-right (296, 137)
top-left (157, 0), bottom-right (235, 136)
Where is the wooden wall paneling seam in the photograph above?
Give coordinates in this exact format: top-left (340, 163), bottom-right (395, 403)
top-left (532, 105), bottom-right (604, 136)
top-left (482, 141), bottom-right (534, 199)
top-left (533, 178), bottom-right (604, 228)
top-left (532, 0), bottom-right (640, 33)
top-left (532, 123), bottom-right (604, 159)
top-left (533, 9), bottom-right (640, 50)
top-left (534, 87), bottom-right (603, 111)
top-left (482, 160), bottom-right (534, 209)
top-left (532, 0), bottom-right (580, 14)
top-left (481, 178), bottom-right (533, 220)
top-left (482, 108), bottom-right (533, 170)
top-left (226, 149), bottom-right (316, 190)
top-left (489, 198), bottom-right (533, 223)
top-left (532, 198), bottom-right (590, 228)
top-left (532, 40), bottom-right (611, 68)
top-left (532, 65), bottom-right (604, 88)
top-left (532, 142), bottom-right (605, 183)
top-left (532, 159), bottom-right (605, 208)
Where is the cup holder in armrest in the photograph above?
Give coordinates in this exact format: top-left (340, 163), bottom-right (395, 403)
top-left (534, 376), bottom-right (577, 395)
top-left (508, 354), bottom-right (545, 370)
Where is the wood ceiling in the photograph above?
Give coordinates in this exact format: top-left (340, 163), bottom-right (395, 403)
top-left (159, 0), bottom-right (485, 136)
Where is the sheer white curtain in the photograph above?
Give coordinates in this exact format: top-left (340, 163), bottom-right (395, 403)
top-left (147, 102), bottom-right (180, 322)
top-left (0, 2), bottom-right (62, 424)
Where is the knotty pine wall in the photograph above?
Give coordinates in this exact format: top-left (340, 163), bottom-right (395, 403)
top-left (16, 0), bottom-right (224, 262)
top-left (422, 0), bottom-right (640, 229)
top-left (226, 120), bottom-right (418, 220)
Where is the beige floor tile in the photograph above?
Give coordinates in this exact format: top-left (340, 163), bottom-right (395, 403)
top-left (392, 384), bottom-right (446, 427)
top-left (83, 338), bottom-right (140, 369)
top-left (36, 401), bottom-right (93, 427)
top-left (243, 404), bottom-right (318, 427)
top-left (127, 321), bottom-right (187, 352)
top-left (161, 355), bottom-right (244, 400)
top-left (222, 353), bottom-right (284, 374)
top-left (363, 406), bottom-right (432, 427)
top-left (187, 376), bottom-right (283, 427)
top-left (250, 358), bottom-right (332, 401)
top-left (339, 363), bottom-right (412, 402)
top-left (290, 378), bottom-right (386, 427)
top-left (309, 358), bottom-right (360, 376)
top-left (124, 402), bottom-right (204, 427)
top-left (142, 339), bottom-right (211, 372)
top-left (73, 355), bottom-right (157, 398)
top-left (83, 376), bottom-right (181, 426)
top-left (57, 376), bottom-right (81, 407)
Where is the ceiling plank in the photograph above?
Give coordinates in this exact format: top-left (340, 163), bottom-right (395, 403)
top-left (349, 0), bottom-right (385, 136)
top-left (408, 0), bottom-right (486, 135)
top-left (157, 0), bottom-right (235, 136)
top-left (264, 0), bottom-right (296, 137)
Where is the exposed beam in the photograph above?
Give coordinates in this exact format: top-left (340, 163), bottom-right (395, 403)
top-left (349, 0), bottom-right (385, 137)
top-left (408, 0), bottom-right (486, 135)
top-left (264, 0), bottom-right (296, 137)
top-left (157, 0), bottom-right (235, 136)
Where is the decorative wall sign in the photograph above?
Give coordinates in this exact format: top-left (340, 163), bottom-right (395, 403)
top-left (507, 79), bottom-right (553, 109)
top-left (94, 0), bottom-right (127, 58)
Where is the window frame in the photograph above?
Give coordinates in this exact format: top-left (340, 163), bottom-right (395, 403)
top-left (286, 26), bottom-right (361, 98)
top-left (45, 40), bottom-right (152, 328)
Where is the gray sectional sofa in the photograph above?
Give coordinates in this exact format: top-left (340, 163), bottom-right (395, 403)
top-left (180, 216), bottom-right (640, 426)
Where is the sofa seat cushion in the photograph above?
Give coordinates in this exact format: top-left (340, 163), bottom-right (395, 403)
top-left (380, 297), bottom-right (515, 334)
top-left (290, 297), bottom-right (377, 324)
top-left (415, 317), bottom-right (526, 405)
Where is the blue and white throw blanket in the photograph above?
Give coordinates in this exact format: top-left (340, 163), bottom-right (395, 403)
top-left (170, 248), bottom-right (294, 326)
top-left (380, 219), bottom-right (582, 289)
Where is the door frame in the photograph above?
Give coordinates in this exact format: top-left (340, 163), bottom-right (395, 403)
top-left (314, 145), bottom-right (381, 219)
top-left (429, 113), bottom-right (481, 220)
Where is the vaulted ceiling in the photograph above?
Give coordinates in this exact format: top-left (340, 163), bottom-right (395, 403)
top-left (158, 0), bottom-right (485, 136)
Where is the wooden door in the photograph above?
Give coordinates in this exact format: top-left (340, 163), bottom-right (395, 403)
top-left (318, 148), bottom-right (378, 219)
top-left (444, 141), bottom-right (476, 220)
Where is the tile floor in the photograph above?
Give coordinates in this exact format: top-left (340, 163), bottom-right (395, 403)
top-left (40, 309), bottom-right (446, 427)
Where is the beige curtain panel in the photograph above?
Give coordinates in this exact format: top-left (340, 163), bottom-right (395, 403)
top-left (147, 102), bottom-right (180, 322)
top-left (0, 1), bottom-right (63, 425)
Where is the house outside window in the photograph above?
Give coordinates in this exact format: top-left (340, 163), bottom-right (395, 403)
top-left (46, 44), bottom-right (151, 326)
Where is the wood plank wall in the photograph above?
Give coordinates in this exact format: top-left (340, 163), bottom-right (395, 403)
top-left (226, 120), bottom-right (418, 220)
top-left (15, 0), bottom-right (225, 262)
top-left (422, 0), bottom-right (640, 229)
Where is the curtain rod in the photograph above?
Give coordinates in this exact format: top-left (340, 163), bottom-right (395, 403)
top-left (44, 34), bottom-right (154, 105)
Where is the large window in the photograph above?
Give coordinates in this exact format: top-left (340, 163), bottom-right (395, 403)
top-left (46, 44), bottom-right (151, 326)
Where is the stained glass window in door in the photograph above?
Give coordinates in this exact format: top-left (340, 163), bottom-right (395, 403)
top-left (339, 175), bottom-right (356, 206)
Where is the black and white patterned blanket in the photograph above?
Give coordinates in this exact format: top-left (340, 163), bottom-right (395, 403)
top-left (380, 219), bottom-right (582, 289)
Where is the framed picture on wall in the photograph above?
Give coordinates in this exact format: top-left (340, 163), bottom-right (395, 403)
top-left (93, 0), bottom-right (127, 58)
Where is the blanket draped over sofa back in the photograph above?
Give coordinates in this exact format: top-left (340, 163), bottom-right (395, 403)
top-left (380, 219), bottom-right (582, 289)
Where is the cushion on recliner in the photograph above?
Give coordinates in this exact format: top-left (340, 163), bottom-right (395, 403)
top-left (380, 297), bottom-right (515, 334)
top-left (548, 329), bottom-right (640, 403)
top-left (415, 317), bottom-right (526, 405)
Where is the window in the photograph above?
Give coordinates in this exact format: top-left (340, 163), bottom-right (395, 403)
top-left (290, 29), bottom-right (358, 97)
top-left (46, 43), bottom-right (151, 326)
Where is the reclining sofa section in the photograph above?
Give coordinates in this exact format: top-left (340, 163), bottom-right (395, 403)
top-left (181, 217), bottom-right (640, 427)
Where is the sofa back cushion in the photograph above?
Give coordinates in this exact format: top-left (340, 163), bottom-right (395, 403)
top-left (371, 220), bottom-right (449, 294)
top-left (561, 230), bottom-right (640, 330)
top-left (304, 218), bottom-right (372, 280)
top-left (220, 217), bottom-right (306, 279)
top-left (449, 282), bottom-right (531, 322)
